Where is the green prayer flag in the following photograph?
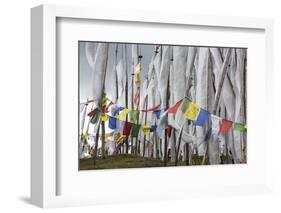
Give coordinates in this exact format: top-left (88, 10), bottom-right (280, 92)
top-left (90, 112), bottom-right (100, 124)
top-left (181, 98), bottom-right (190, 113)
top-left (131, 124), bottom-right (141, 137)
top-left (234, 123), bottom-right (246, 132)
top-left (130, 110), bottom-right (139, 123)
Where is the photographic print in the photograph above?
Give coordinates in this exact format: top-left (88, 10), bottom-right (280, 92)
top-left (79, 42), bottom-right (247, 170)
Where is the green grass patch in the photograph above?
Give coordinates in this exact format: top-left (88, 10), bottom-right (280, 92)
top-left (79, 154), bottom-right (205, 170)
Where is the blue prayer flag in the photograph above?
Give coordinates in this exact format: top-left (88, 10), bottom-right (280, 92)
top-left (114, 107), bottom-right (125, 116)
top-left (108, 116), bottom-right (117, 129)
top-left (154, 110), bottom-right (161, 119)
top-left (194, 108), bottom-right (210, 126)
top-left (150, 125), bottom-right (157, 132)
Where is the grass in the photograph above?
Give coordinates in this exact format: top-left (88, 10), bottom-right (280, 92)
top-left (79, 154), bottom-right (205, 170)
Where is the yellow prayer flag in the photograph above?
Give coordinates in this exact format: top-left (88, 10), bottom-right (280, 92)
top-left (184, 102), bottom-right (200, 120)
top-left (142, 125), bottom-right (150, 137)
top-left (100, 113), bottom-right (109, 122)
top-left (81, 133), bottom-right (88, 141)
top-left (117, 108), bottom-right (131, 120)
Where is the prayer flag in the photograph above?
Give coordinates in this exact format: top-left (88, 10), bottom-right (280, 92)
top-left (134, 89), bottom-right (140, 106)
top-left (113, 107), bottom-right (124, 116)
top-left (123, 122), bottom-right (133, 136)
top-left (194, 108), bottom-right (211, 126)
top-left (104, 101), bottom-right (113, 113)
top-left (102, 95), bottom-right (107, 107)
top-left (184, 102), bottom-right (200, 120)
top-left (154, 110), bottom-right (161, 119)
top-left (87, 108), bottom-right (98, 117)
top-left (100, 113), bottom-right (108, 122)
top-left (234, 123), bottom-right (246, 132)
top-left (150, 125), bottom-right (157, 132)
top-left (157, 128), bottom-right (165, 139)
top-left (219, 119), bottom-right (233, 134)
top-left (108, 116), bottom-right (116, 129)
top-left (116, 120), bottom-right (125, 133)
top-left (181, 98), bottom-right (190, 113)
top-left (117, 108), bottom-right (131, 120)
top-left (130, 110), bottom-right (139, 123)
top-left (90, 112), bottom-right (100, 124)
top-left (115, 133), bottom-right (125, 144)
top-left (81, 133), bottom-right (88, 141)
top-left (134, 63), bottom-right (141, 86)
top-left (158, 110), bottom-right (168, 129)
top-left (142, 125), bottom-right (150, 137)
top-left (168, 99), bottom-right (183, 113)
top-left (211, 115), bottom-right (221, 134)
top-left (131, 124), bottom-right (141, 137)
top-left (167, 125), bottom-right (173, 138)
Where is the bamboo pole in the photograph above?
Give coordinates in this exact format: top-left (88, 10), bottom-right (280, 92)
top-left (203, 48), bottom-right (231, 164)
top-left (163, 74), bottom-right (170, 166)
top-left (142, 88), bottom-right (148, 158)
top-left (124, 44), bottom-right (129, 154)
top-left (93, 120), bottom-right (101, 165)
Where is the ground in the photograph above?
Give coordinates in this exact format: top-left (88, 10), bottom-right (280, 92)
top-left (79, 154), bottom-right (204, 170)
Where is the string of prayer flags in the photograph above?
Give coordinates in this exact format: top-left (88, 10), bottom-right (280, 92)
top-left (194, 108), bottom-right (211, 126)
top-left (210, 115), bottom-right (221, 134)
top-left (130, 110), bottom-right (139, 123)
top-left (168, 99), bottom-right (183, 113)
top-left (234, 123), bottom-right (247, 132)
top-left (181, 98), bottom-right (190, 113)
top-left (219, 119), bottom-right (233, 134)
top-left (116, 120), bottom-right (125, 133)
top-left (100, 113), bottom-right (109, 122)
top-left (184, 102), bottom-right (200, 120)
top-left (167, 125), bottom-right (173, 138)
top-left (123, 122), bottom-right (133, 136)
top-left (142, 125), bottom-right (151, 137)
top-left (108, 116), bottom-right (117, 129)
top-left (117, 108), bottom-right (131, 120)
top-left (131, 124), bottom-right (141, 137)
top-left (87, 108), bottom-right (98, 117)
top-left (90, 112), bottom-right (100, 124)
top-left (150, 125), bottom-right (157, 132)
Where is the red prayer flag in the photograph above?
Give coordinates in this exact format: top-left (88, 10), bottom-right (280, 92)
top-left (219, 119), bottom-right (233, 134)
top-left (123, 122), bottom-right (133, 136)
top-left (167, 125), bottom-right (173, 137)
top-left (87, 108), bottom-right (98, 117)
top-left (168, 99), bottom-right (183, 113)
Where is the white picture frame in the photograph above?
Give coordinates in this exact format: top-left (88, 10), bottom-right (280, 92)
top-left (31, 4), bottom-right (274, 208)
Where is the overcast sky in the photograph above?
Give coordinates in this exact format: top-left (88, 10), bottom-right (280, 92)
top-left (79, 42), bottom-right (154, 103)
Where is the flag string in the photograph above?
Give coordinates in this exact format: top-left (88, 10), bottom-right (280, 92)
top-left (83, 96), bottom-right (247, 129)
